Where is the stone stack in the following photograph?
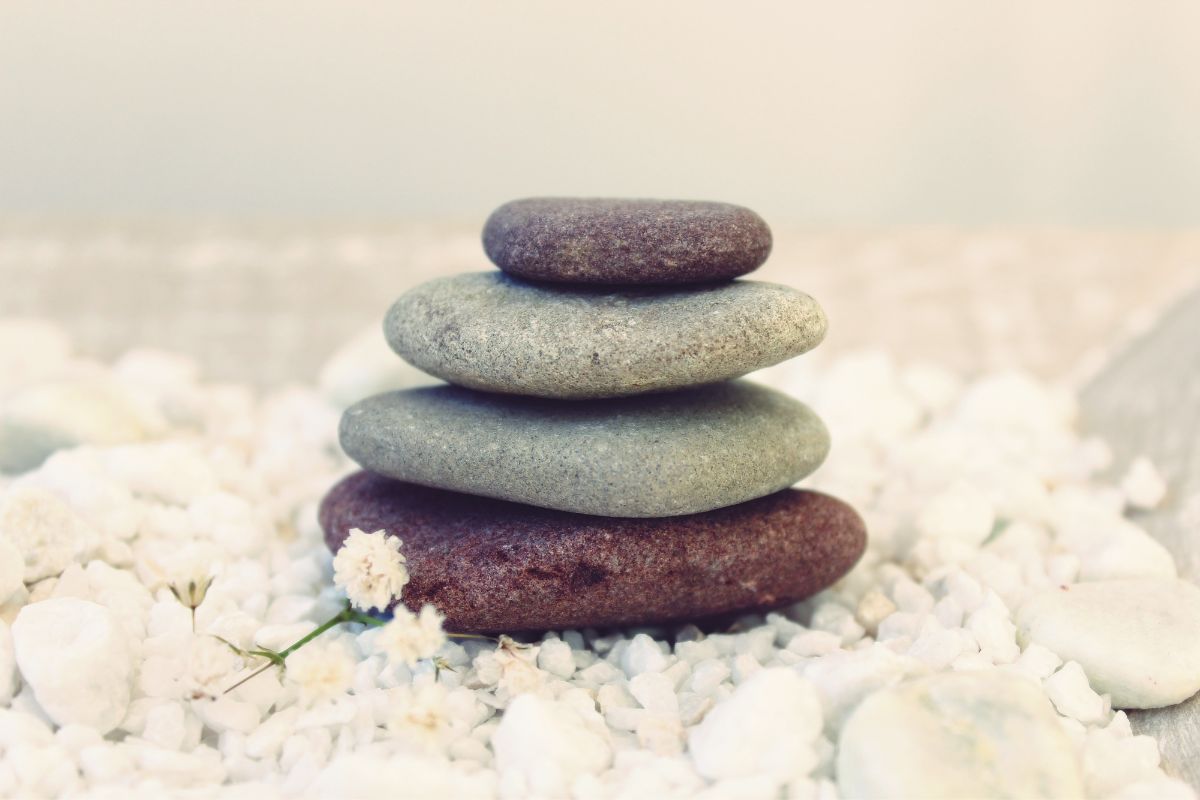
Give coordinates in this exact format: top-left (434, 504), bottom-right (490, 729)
top-left (320, 198), bottom-right (866, 632)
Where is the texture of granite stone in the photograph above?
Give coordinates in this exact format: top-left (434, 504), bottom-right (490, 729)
top-left (320, 471), bottom-right (866, 632)
top-left (338, 380), bottom-right (830, 517)
top-left (483, 198), bottom-right (772, 285)
top-left (385, 272), bottom-right (826, 399)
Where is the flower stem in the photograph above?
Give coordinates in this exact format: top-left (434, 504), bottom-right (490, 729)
top-left (221, 601), bottom-right (500, 695)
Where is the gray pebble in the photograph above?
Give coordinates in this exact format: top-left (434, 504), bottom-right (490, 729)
top-left (338, 380), bottom-right (830, 517)
top-left (483, 197), bottom-right (773, 285)
top-left (385, 272), bottom-right (826, 399)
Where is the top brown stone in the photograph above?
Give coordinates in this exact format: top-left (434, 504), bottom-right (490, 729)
top-left (482, 198), bottom-right (772, 285)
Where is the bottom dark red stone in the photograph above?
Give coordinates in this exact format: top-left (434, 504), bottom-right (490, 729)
top-left (319, 470), bottom-right (866, 633)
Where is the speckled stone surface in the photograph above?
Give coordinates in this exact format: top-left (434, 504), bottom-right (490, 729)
top-left (338, 380), bottom-right (830, 517)
top-left (385, 272), bottom-right (826, 399)
top-left (482, 198), bottom-right (773, 285)
top-left (320, 471), bottom-right (866, 632)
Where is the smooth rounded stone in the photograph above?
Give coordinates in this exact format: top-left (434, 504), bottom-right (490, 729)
top-left (319, 471), bottom-right (866, 632)
top-left (837, 672), bottom-right (1085, 799)
top-left (339, 380), bottom-right (830, 517)
top-left (385, 272), bottom-right (825, 399)
top-left (1016, 579), bottom-right (1200, 709)
top-left (483, 198), bottom-right (772, 285)
top-left (12, 598), bottom-right (134, 734)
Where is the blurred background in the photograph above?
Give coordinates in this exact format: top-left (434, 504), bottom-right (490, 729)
top-left (1, 1), bottom-right (1199, 384)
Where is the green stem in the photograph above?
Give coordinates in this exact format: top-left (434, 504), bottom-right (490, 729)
top-left (278, 606), bottom-right (357, 658)
top-left (221, 602), bottom-right (501, 695)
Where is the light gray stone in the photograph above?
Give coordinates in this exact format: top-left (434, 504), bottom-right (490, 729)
top-left (837, 672), bottom-right (1085, 799)
top-left (384, 272), bottom-right (826, 399)
top-left (1016, 579), bottom-right (1200, 709)
top-left (338, 380), bottom-right (829, 517)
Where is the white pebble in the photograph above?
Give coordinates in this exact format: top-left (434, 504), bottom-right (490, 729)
top-left (786, 629), bottom-right (842, 658)
top-left (915, 483), bottom-right (996, 547)
top-left (1121, 457), bottom-right (1168, 511)
top-left (537, 638), bottom-right (576, 679)
top-left (688, 668), bottom-right (821, 781)
top-left (837, 672), bottom-right (1084, 798)
top-left (621, 633), bottom-right (668, 677)
top-left (1044, 661), bottom-right (1107, 724)
top-left (0, 486), bottom-right (97, 581)
top-left (1017, 579), bottom-right (1200, 708)
top-left (12, 598), bottom-right (134, 733)
top-left (629, 672), bottom-right (678, 714)
top-left (492, 693), bottom-right (611, 797)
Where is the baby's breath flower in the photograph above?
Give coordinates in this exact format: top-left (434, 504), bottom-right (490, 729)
top-left (332, 528), bottom-right (409, 612)
top-left (385, 681), bottom-right (450, 747)
top-left (285, 641), bottom-right (356, 704)
top-left (494, 635), bottom-right (543, 696)
top-left (377, 604), bottom-right (446, 668)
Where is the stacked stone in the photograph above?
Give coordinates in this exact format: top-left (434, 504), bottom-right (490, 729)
top-left (320, 199), bottom-right (866, 632)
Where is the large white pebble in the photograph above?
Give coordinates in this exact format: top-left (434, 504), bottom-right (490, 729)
top-left (0, 620), bottom-right (14, 705)
top-left (12, 598), bottom-right (134, 733)
top-left (0, 538), bottom-right (24, 603)
top-left (0, 487), bottom-right (97, 581)
top-left (688, 667), bottom-right (822, 781)
top-left (0, 379), bottom-right (158, 473)
top-left (1016, 580), bottom-right (1200, 709)
top-left (837, 672), bottom-right (1084, 799)
top-left (493, 693), bottom-right (610, 796)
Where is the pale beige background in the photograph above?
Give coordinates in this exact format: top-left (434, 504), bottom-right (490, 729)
top-left (1, 1), bottom-right (1198, 223)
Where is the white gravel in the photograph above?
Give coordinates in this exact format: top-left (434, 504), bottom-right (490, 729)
top-left (0, 319), bottom-right (1196, 798)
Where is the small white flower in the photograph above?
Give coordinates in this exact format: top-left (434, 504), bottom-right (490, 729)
top-left (286, 641), bottom-right (356, 703)
top-left (332, 528), bottom-right (409, 612)
top-left (492, 636), bottom-right (543, 697)
top-left (377, 604), bottom-right (446, 668)
top-left (385, 681), bottom-right (450, 747)
top-left (187, 635), bottom-right (244, 698)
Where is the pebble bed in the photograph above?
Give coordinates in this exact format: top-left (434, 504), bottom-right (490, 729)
top-left (0, 317), bottom-right (1197, 799)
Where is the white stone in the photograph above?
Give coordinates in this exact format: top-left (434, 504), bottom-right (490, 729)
top-left (915, 483), bottom-right (996, 547)
top-left (492, 693), bottom-right (611, 797)
top-left (688, 668), bottom-right (821, 781)
top-left (537, 638), bottom-right (576, 679)
top-left (0, 486), bottom-right (97, 581)
top-left (0, 378), bottom-right (159, 473)
top-left (785, 634), bottom-right (836, 662)
top-left (837, 672), bottom-right (1084, 799)
top-left (0, 538), bottom-right (22, 606)
top-left (802, 643), bottom-right (924, 729)
top-left (854, 589), bottom-right (896, 635)
top-left (12, 598), bottom-right (134, 733)
top-left (1014, 642), bottom-right (1063, 681)
top-left (1121, 457), bottom-right (1168, 511)
top-left (1044, 661), bottom-right (1107, 724)
top-left (1074, 519), bottom-right (1176, 581)
top-left (809, 602), bottom-right (865, 645)
top-left (621, 633), bottom-right (668, 677)
top-left (629, 672), bottom-right (678, 714)
top-left (1017, 580), bottom-right (1200, 709)
top-left (0, 620), bottom-right (14, 705)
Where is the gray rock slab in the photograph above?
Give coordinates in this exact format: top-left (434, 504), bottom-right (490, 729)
top-left (483, 197), bottom-right (772, 285)
top-left (338, 380), bottom-right (830, 517)
top-left (385, 272), bottom-right (826, 399)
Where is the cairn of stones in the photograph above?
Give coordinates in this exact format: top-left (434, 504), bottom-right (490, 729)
top-left (320, 198), bottom-right (865, 632)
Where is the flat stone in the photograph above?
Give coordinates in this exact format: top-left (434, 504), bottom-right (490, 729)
top-left (385, 272), bottom-right (825, 399)
top-left (483, 198), bottom-right (772, 285)
top-left (837, 672), bottom-right (1085, 799)
top-left (339, 380), bottom-right (829, 517)
top-left (1016, 579), bottom-right (1200, 709)
top-left (319, 471), bottom-right (866, 632)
